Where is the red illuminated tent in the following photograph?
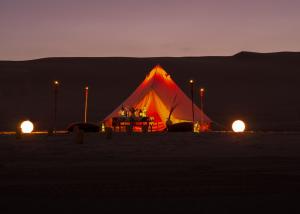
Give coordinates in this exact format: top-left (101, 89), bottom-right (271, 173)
top-left (103, 65), bottom-right (211, 131)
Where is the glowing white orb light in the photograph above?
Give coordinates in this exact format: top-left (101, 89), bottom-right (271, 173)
top-left (20, 120), bottom-right (34, 133)
top-left (232, 120), bottom-right (246, 133)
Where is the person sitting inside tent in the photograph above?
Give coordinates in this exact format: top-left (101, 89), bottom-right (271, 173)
top-left (139, 107), bottom-right (147, 118)
top-left (119, 106), bottom-right (127, 117)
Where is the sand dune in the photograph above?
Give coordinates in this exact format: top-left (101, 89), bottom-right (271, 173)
top-left (1, 52), bottom-right (300, 131)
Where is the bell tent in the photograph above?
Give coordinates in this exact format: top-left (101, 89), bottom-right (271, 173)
top-left (104, 65), bottom-right (211, 131)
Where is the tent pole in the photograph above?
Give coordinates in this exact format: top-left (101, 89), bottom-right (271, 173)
top-left (200, 88), bottom-right (205, 131)
top-left (84, 86), bottom-right (89, 123)
top-left (53, 80), bottom-right (59, 134)
top-left (189, 80), bottom-right (195, 125)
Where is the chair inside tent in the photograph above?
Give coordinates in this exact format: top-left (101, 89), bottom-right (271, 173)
top-left (103, 65), bottom-right (211, 132)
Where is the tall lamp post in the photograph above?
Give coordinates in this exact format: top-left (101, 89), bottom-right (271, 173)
top-left (200, 88), bottom-right (205, 130)
top-left (53, 80), bottom-right (59, 133)
top-left (189, 79), bottom-right (195, 125)
top-left (84, 86), bottom-right (89, 123)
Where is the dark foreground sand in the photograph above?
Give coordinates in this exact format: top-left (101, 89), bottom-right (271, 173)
top-left (1, 132), bottom-right (300, 212)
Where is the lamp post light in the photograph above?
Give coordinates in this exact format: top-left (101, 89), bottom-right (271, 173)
top-left (84, 86), bottom-right (89, 123)
top-left (53, 80), bottom-right (59, 134)
top-left (200, 88), bottom-right (205, 130)
top-left (189, 79), bottom-right (195, 125)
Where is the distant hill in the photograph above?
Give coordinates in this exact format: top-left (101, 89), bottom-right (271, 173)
top-left (1, 52), bottom-right (300, 131)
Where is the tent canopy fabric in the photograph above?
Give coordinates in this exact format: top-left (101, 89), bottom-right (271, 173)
top-left (104, 65), bottom-right (211, 131)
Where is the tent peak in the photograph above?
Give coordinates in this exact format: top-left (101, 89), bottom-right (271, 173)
top-left (146, 65), bottom-right (170, 81)
top-left (154, 64), bottom-right (162, 69)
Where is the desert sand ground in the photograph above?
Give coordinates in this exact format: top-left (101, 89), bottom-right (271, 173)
top-left (0, 132), bottom-right (300, 212)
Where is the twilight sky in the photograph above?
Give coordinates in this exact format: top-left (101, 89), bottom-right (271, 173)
top-left (1, 0), bottom-right (300, 60)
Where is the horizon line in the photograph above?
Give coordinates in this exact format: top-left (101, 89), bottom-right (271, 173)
top-left (1, 50), bottom-right (300, 62)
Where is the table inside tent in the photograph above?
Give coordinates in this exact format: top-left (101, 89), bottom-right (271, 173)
top-left (112, 116), bottom-right (154, 132)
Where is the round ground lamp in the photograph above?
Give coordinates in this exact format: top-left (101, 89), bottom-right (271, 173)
top-left (20, 120), bottom-right (34, 133)
top-left (232, 120), bottom-right (246, 133)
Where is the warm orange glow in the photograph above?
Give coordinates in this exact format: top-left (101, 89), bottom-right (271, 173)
top-left (135, 90), bottom-right (171, 131)
top-left (193, 121), bottom-right (210, 132)
top-left (145, 65), bottom-right (172, 82)
top-left (139, 107), bottom-right (147, 117)
top-left (119, 109), bottom-right (125, 116)
top-left (194, 122), bottom-right (200, 133)
top-left (101, 123), bottom-right (105, 132)
top-left (104, 65), bottom-right (212, 132)
top-left (200, 88), bottom-right (205, 97)
top-left (54, 80), bottom-right (59, 85)
top-left (20, 120), bottom-right (34, 133)
top-left (232, 120), bottom-right (246, 132)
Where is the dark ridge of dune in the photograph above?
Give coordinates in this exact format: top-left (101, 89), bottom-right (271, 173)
top-left (0, 52), bottom-right (300, 131)
top-left (234, 51), bottom-right (300, 60)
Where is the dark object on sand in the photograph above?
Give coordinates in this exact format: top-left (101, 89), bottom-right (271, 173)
top-left (126, 124), bottom-right (133, 135)
top-left (73, 126), bottom-right (84, 144)
top-left (67, 122), bottom-right (100, 132)
top-left (48, 128), bottom-right (54, 136)
top-left (15, 122), bottom-right (22, 139)
top-left (105, 127), bottom-right (113, 139)
top-left (16, 127), bottom-right (22, 139)
top-left (167, 122), bottom-right (193, 132)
